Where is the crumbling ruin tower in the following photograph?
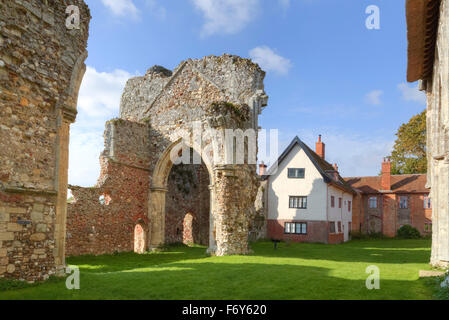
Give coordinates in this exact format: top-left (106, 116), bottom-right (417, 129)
top-left (0, 1), bottom-right (90, 280)
top-left (406, 0), bottom-right (448, 267)
top-left (67, 55), bottom-right (268, 256)
top-left (121, 55), bottom-right (268, 255)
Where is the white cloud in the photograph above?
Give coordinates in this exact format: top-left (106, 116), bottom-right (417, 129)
top-left (365, 90), bottom-right (383, 106)
top-left (69, 66), bottom-right (135, 187)
top-left (78, 67), bottom-right (133, 118)
top-left (101, 0), bottom-right (140, 19)
top-left (69, 129), bottom-right (104, 187)
top-left (398, 83), bottom-right (426, 105)
top-left (249, 46), bottom-right (292, 75)
top-left (191, 0), bottom-right (260, 36)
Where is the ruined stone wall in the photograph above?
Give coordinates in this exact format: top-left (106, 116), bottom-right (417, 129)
top-left (66, 119), bottom-right (151, 256)
top-left (427, 0), bottom-right (449, 268)
top-left (66, 55), bottom-right (267, 257)
top-left (0, 0), bottom-right (89, 281)
top-left (119, 55), bottom-right (267, 255)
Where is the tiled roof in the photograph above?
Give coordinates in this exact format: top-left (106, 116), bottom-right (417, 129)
top-left (263, 136), bottom-right (356, 194)
top-left (344, 174), bottom-right (429, 194)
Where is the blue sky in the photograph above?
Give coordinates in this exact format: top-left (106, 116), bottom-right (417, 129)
top-left (69, 0), bottom-right (426, 187)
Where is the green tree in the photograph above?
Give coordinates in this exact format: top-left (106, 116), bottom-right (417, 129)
top-left (390, 110), bottom-right (427, 174)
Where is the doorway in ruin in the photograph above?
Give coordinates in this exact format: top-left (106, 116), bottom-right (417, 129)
top-left (164, 149), bottom-right (210, 246)
top-left (149, 141), bottom-right (214, 251)
top-left (134, 222), bottom-right (147, 254)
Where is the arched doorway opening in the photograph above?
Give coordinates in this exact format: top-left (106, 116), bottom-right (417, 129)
top-left (183, 213), bottom-right (195, 245)
top-left (149, 140), bottom-right (215, 251)
top-left (165, 148), bottom-right (210, 246)
top-left (134, 222), bottom-right (147, 254)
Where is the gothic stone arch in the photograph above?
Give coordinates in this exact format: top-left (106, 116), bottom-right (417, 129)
top-left (119, 55), bottom-right (269, 256)
top-left (65, 55), bottom-right (268, 258)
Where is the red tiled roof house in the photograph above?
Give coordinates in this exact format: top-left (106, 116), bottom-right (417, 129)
top-left (345, 159), bottom-right (432, 237)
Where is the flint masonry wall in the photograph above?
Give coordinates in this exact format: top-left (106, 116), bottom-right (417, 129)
top-left (67, 119), bottom-right (151, 256)
top-left (67, 119), bottom-right (211, 255)
top-left (67, 55), bottom-right (268, 257)
top-left (427, 0), bottom-right (449, 268)
top-left (0, 0), bottom-right (89, 281)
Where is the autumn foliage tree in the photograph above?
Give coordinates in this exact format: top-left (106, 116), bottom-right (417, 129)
top-left (390, 110), bottom-right (427, 174)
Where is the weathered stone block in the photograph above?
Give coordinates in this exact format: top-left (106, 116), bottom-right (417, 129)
top-left (0, 212), bottom-right (9, 222)
top-left (33, 249), bottom-right (45, 255)
top-left (32, 204), bottom-right (44, 213)
top-left (0, 248), bottom-right (7, 257)
top-left (0, 232), bottom-right (14, 241)
top-left (6, 264), bottom-right (15, 273)
top-left (7, 207), bottom-right (27, 214)
top-left (7, 223), bottom-right (23, 232)
top-left (36, 224), bottom-right (47, 233)
top-left (31, 211), bottom-right (43, 221)
top-left (30, 233), bottom-right (46, 241)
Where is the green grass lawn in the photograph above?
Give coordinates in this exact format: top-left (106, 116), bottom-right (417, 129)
top-left (0, 239), bottom-right (442, 300)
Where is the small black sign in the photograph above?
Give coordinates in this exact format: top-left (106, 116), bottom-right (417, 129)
top-left (17, 220), bottom-right (32, 225)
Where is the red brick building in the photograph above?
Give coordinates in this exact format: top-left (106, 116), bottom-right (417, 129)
top-left (345, 159), bottom-right (432, 237)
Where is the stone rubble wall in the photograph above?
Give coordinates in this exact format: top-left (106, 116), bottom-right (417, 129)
top-left (428, 0), bottom-right (449, 268)
top-left (67, 119), bottom-right (152, 256)
top-left (67, 54), bottom-right (267, 257)
top-left (0, 0), bottom-right (89, 281)
top-left (119, 55), bottom-right (267, 255)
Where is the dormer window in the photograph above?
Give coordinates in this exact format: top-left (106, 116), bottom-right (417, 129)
top-left (288, 168), bottom-right (305, 179)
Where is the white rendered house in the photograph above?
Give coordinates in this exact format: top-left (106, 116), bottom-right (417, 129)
top-left (261, 136), bottom-right (355, 244)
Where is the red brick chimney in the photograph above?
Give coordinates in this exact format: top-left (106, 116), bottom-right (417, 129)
top-left (316, 135), bottom-right (325, 160)
top-left (381, 158), bottom-right (391, 191)
top-left (259, 162), bottom-right (267, 176)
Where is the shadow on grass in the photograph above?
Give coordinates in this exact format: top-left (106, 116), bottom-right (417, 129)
top-left (65, 240), bottom-right (432, 275)
top-left (67, 246), bottom-right (209, 274)
top-left (0, 261), bottom-right (435, 300)
top-left (0, 239), bottom-right (437, 300)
